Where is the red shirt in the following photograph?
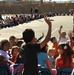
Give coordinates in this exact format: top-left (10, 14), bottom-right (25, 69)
top-left (11, 56), bottom-right (16, 62)
top-left (55, 55), bottom-right (72, 75)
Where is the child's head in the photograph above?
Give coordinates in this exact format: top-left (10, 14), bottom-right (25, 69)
top-left (58, 43), bottom-right (73, 56)
top-left (22, 29), bottom-right (37, 44)
top-left (9, 35), bottom-right (16, 42)
top-left (61, 32), bottom-right (66, 38)
top-left (47, 48), bottom-right (55, 56)
top-left (16, 40), bottom-right (23, 47)
top-left (50, 37), bottom-right (57, 43)
top-left (11, 46), bottom-right (19, 55)
top-left (0, 39), bottom-right (10, 51)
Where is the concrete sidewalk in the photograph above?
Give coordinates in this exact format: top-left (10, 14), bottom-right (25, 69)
top-left (0, 16), bottom-right (73, 46)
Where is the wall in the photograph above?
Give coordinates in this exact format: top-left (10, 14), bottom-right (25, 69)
top-left (0, 3), bottom-right (74, 14)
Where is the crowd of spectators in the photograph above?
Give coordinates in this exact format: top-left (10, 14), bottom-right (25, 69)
top-left (0, 11), bottom-right (73, 29)
top-left (0, 13), bottom-right (45, 29)
top-left (0, 13), bottom-right (74, 75)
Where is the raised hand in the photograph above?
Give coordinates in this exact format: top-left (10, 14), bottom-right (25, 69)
top-left (60, 25), bottom-right (63, 30)
top-left (58, 25), bottom-right (63, 34)
top-left (44, 16), bottom-right (52, 26)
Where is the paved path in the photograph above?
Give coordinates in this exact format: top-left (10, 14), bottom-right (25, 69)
top-left (0, 16), bottom-right (73, 46)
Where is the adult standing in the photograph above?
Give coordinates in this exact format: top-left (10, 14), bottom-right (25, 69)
top-left (20, 16), bottom-right (52, 75)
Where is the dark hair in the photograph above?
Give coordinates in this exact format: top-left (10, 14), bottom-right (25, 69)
top-left (11, 46), bottom-right (19, 55)
top-left (61, 32), bottom-right (66, 35)
top-left (50, 37), bottom-right (56, 42)
top-left (58, 43), bottom-right (73, 64)
top-left (41, 44), bottom-right (48, 53)
top-left (16, 40), bottom-right (23, 47)
top-left (9, 36), bottom-right (16, 39)
top-left (58, 43), bottom-right (73, 56)
top-left (0, 39), bottom-right (10, 50)
top-left (72, 36), bottom-right (74, 41)
top-left (22, 29), bottom-right (35, 43)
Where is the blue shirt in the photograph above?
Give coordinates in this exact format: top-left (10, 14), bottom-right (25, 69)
top-left (37, 52), bottom-right (49, 68)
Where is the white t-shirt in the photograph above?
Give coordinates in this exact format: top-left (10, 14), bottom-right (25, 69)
top-left (58, 37), bottom-right (69, 43)
top-left (0, 50), bottom-right (10, 61)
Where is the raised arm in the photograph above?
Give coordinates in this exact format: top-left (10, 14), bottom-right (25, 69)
top-left (0, 55), bottom-right (13, 65)
top-left (37, 33), bottom-right (44, 42)
top-left (58, 25), bottom-right (63, 42)
top-left (40, 17), bottom-right (52, 48)
top-left (58, 25), bottom-right (62, 34)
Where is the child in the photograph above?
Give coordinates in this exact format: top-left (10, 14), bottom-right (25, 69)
top-left (16, 40), bottom-right (23, 47)
top-left (9, 36), bottom-right (17, 48)
top-left (58, 25), bottom-right (69, 43)
top-left (20, 16), bottom-right (53, 75)
top-left (55, 43), bottom-right (73, 75)
top-left (15, 40), bottom-right (24, 64)
top-left (11, 46), bottom-right (23, 75)
top-left (0, 39), bottom-right (13, 65)
top-left (50, 37), bottom-right (59, 58)
top-left (0, 39), bottom-right (13, 75)
top-left (47, 48), bottom-right (55, 69)
top-left (11, 46), bottom-right (19, 63)
top-left (37, 44), bottom-right (54, 75)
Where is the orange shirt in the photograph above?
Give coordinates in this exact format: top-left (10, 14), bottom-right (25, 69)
top-left (52, 43), bottom-right (59, 56)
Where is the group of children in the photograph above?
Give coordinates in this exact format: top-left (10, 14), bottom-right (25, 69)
top-left (0, 36), bottom-right (24, 75)
top-left (0, 16), bottom-right (74, 75)
top-left (20, 16), bottom-right (74, 75)
top-left (49, 25), bottom-right (74, 74)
